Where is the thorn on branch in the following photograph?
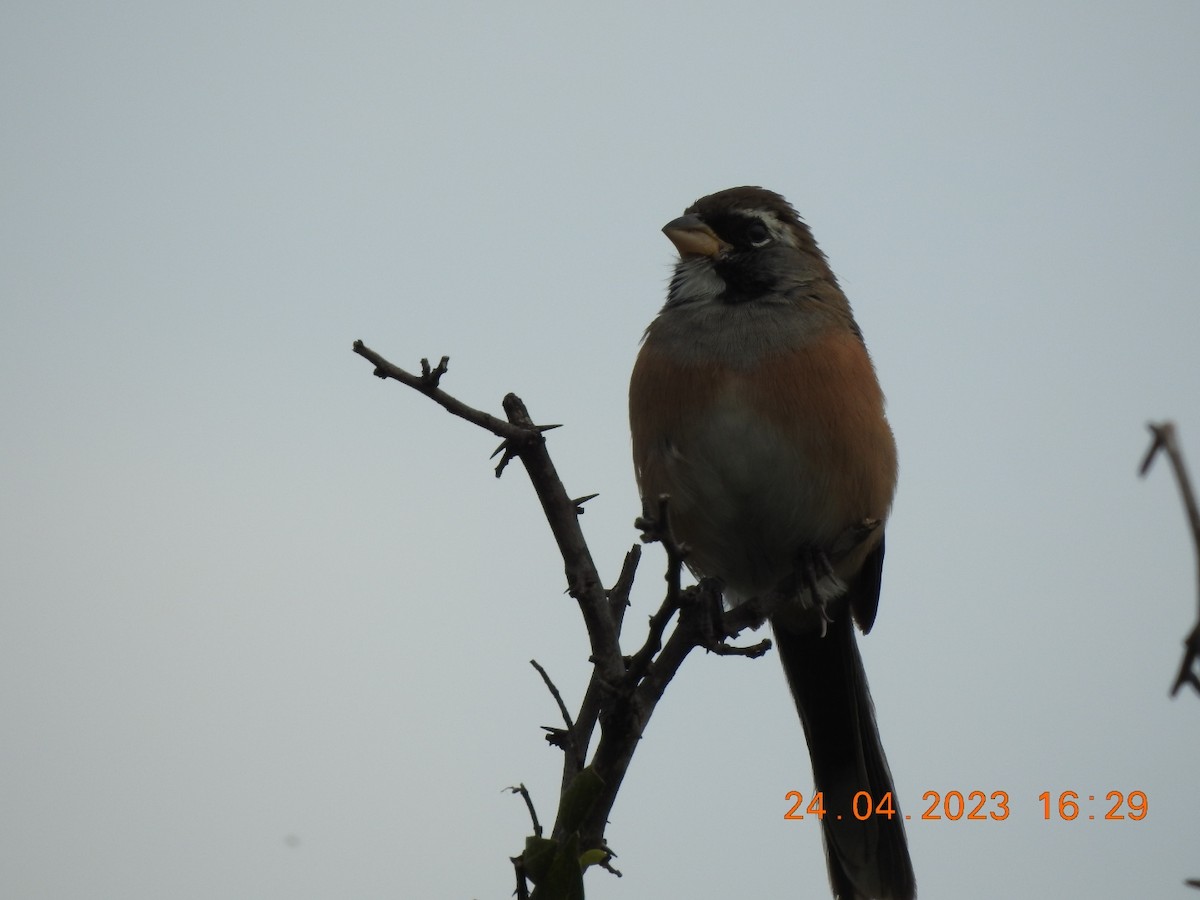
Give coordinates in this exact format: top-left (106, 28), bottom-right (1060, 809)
top-left (541, 726), bottom-right (572, 750)
top-left (572, 493), bottom-right (599, 514)
top-left (1139, 425), bottom-right (1167, 477)
top-left (491, 439), bottom-right (519, 477)
top-left (1171, 623), bottom-right (1200, 698)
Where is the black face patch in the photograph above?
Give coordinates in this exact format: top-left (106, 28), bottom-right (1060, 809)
top-left (691, 212), bottom-right (783, 304)
top-left (703, 212), bottom-right (772, 251)
top-left (713, 249), bottom-right (780, 304)
top-left (672, 187), bottom-right (815, 307)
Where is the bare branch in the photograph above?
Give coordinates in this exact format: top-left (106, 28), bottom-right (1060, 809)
top-left (531, 659), bottom-right (576, 735)
top-left (352, 341), bottom-right (525, 440)
top-left (625, 496), bottom-right (689, 681)
top-left (506, 783), bottom-right (543, 838)
top-left (607, 545), bottom-right (641, 631)
top-left (499, 393), bottom-right (624, 685)
top-left (511, 857), bottom-right (530, 900)
top-left (1141, 422), bottom-right (1200, 553)
top-left (1140, 421), bottom-right (1200, 697)
top-left (352, 342), bottom-right (624, 688)
top-left (419, 355), bottom-right (449, 387)
top-left (355, 340), bottom-right (784, 885)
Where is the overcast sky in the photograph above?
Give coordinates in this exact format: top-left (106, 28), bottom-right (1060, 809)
top-left (4, 2), bottom-right (1200, 898)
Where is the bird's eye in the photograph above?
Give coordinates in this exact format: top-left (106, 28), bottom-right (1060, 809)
top-left (745, 221), bottom-right (771, 247)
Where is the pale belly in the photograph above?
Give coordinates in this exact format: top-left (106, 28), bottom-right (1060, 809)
top-left (655, 388), bottom-right (853, 603)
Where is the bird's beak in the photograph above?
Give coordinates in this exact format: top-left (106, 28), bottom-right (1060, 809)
top-left (662, 214), bottom-right (730, 258)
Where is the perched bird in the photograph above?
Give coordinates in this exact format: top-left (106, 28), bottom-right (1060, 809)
top-left (629, 187), bottom-right (914, 899)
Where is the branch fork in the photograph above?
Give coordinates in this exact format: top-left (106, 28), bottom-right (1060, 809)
top-left (354, 341), bottom-right (778, 897)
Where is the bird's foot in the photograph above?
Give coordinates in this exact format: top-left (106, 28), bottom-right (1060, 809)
top-left (792, 546), bottom-right (841, 637)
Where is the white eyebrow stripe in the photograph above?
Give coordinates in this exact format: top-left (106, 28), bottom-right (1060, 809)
top-left (744, 209), bottom-right (798, 248)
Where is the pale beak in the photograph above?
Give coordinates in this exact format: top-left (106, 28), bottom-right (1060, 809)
top-left (662, 214), bottom-right (730, 258)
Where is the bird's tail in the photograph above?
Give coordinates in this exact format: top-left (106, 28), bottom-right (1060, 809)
top-left (773, 612), bottom-right (916, 900)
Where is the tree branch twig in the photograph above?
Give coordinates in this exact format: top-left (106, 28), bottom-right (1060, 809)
top-left (353, 340), bottom-right (779, 889)
top-left (1140, 421), bottom-right (1200, 697)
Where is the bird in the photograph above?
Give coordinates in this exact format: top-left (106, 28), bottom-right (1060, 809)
top-left (628, 186), bottom-right (915, 899)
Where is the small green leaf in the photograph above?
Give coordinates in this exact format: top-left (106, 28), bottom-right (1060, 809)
top-left (557, 767), bottom-right (605, 834)
top-left (522, 836), bottom-right (558, 883)
top-left (530, 833), bottom-right (584, 900)
top-left (578, 849), bottom-right (608, 870)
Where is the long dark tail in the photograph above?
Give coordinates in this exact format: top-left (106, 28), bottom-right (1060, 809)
top-left (773, 612), bottom-right (915, 900)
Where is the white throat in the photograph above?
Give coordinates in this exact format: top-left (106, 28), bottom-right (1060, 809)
top-left (666, 256), bottom-right (726, 309)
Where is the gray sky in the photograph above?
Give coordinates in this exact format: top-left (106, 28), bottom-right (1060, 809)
top-left (3, 2), bottom-right (1200, 898)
